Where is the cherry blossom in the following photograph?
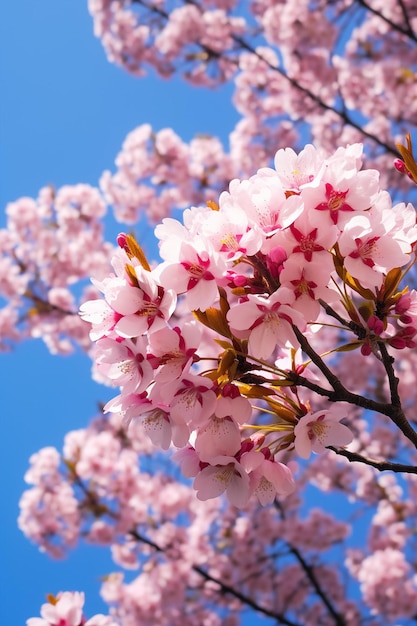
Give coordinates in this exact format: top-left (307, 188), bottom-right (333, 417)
top-left (155, 238), bottom-right (227, 311)
top-left (241, 451), bottom-right (296, 505)
top-left (227, 289), bottom-right (306, 358)
top-left (26, 591), bottom-right (117, 626)
top-left (338, 214), bottom-right (411, 289)
top-left (294, 408), bottom-right (354, 459)
top-left (193, 456), bottom-right (251, 507)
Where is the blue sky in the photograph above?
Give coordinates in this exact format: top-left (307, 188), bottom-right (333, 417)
top-left (0, 2), bottom-right (238, 623)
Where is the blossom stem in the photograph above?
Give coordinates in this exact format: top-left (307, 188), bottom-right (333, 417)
top-left (318, 298), bottom-right (365, 337)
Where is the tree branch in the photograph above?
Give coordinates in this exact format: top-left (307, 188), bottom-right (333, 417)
top-left (291, 324), bottom-right (417, 448)
top-left (318, 298), bottom-right (365, 337)
top-left (377, 341), bottom-right (401, 407)
top-left (396, 0), bottom-right (415, 36)
top-left (133, 0), bottom-right (400, 157)
top-left (274, 502), bottom-right (348, 625)
top-left (287, 544), bottom-right (347, 626)
top-left (355, 0), bottom-right (417, 42)
top-left (328, 446), bottom-right (417, 473)
top-left (231, 35), bottom-right (398, 157)
top-left (129, 529), bottom-right (303, 626)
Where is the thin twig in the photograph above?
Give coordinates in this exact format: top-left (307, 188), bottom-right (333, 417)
top-left (396, 0), bottom-right (415, 36)
top-left (377, 341), bottom-right (401, 407)
top-left (329, 446), bottom-right (417, 473)
top-left (287, 544), bottom-right (347, 626)
top-left (356, 0), bottom-right (417, 42)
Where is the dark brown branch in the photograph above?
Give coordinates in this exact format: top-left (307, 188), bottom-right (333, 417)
top-left (377, 341), bottom-right (401, 407)
top-left (292, 369), bottom-right (388, 412)
top-left (396, 0), bottom-right (415, 36)
top-left (355, 0), bottom-right (417, 42)
top-left (318, 299), bottom-right (352, 329)
top-left (329, 446), bottom-right (417, 473)
top-left (292, 325), bottom-right (362, 399)
top-left (287, 544), bottom-right (347, 626)
top-left (129, 529), bottom-right (303, 626)
top-left (291, 325), bottom-right (417, 448)
top-left (318, 298), bottom-right (365, 338)
top-left (231, 35), bottom-right (398, 157)
top-left (397, 0), bottom-right (414, 33)
top-left (274, 502), bottom-right (347, 625)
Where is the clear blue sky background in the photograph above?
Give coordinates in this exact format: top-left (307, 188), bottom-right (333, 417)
top-left (0, 2), bottom-right (238, 623)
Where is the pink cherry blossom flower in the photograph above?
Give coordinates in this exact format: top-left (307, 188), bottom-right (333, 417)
top-left (294, 408), bottom-right (353, 459)
top-left (103, 391), bottom-right (151, 426)
top-left (227, 288), bottom-right (306, 359)
top-left (390, 201), bottom-right (417, 249)
top-left (26, 591), bottom-right (117, 626)
top-left (112, 267), bottom-right (177, 338)
top-left (241, 450), bottom-right (296, 505)
top-left (112, 393), bottom-right (190, 449)
top-left (26, 591), bottom-right (84, 626)
top-left (338, 215), bottom-right (410, 289)
top-left (271, 143), bottom-right (325, 191)
top-left (214, 390), bottom-right (253, 425)
top-left (147, 321), bottom-right (201, 384)
top-left (221, 171), bottom-right (304, 238)
top-left (302, 157), bottom-right (379, 228)
top-left (142, 404), bottom-right (190, 449)
top-left (152, 374), bottom-right (217, 429)
top-left (172, 446), bottom-right (201, 478)
top-left (79, 298), bottom-right (120, 341)
top-left (94, 336), bottom-right (153, 394)
top-left (199, 202), bottom-right (264, 260)
top-left (279, 256), bottom-right (334, 321)
top-left (280, 209), bottom-right (338, 262)
top-left (193, 456), bottom-right (251, 507)
top-left (155, 239), bottom-right (226, 311)
top-left (314, 182), bottom-right (355, 224)
top-left (195, 414), bottom-right (242, 462)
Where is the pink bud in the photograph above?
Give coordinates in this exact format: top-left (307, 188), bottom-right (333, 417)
top-left (260, 446), bottom-right (271, 459)
top-left (240, 439), bottom-right (255, 454)
top-left (395, 294), bottom-right (411, 314)
top-left (117, 232), bottom-right (128, 249)
top-left (400, 314), bottom-right (413, 325)
top-left (266, 246), bottom-right (287, 279)
top-left (394, 158), bottom-right (407, 174)
top-left (389, 336), bottom-right (406, 349)
top-left (222, 383), bottom-right (241, 399)
top-left (367, 315), bottom-right (383, 335)
top-left (361, 340), bottom-right (372, 356)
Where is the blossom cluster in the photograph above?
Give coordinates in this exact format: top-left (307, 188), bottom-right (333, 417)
top-left (80, 143), bottom-right (417, 507)
top-left (20, 411), bottom-right (417, 624)
top-left (0, 184), bottom-right (113, 353)
top-left (88, 0), bottom-right (417, 202)
top-left (27, 591), bottom-right (117, 626)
